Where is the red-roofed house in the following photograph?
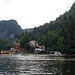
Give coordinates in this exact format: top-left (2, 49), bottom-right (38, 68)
top-left (9, 43), bottom-right (22, 53)
top-left (35, 46), bottom-right (45, 51)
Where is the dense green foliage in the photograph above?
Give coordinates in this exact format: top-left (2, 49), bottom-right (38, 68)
top-left (19, 35), bottom-right (30, 48)
top-left (0, 37), bottom-right (19, 51)
top-left (19, 35), bottom-right (34, 52)
top-left (0, 38), bottom-right (11, 50)
top-left (27, 3), bottom-right (75, 54)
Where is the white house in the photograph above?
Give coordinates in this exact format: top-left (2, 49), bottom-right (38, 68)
top-left (29, 40), bottom-right (38, 47)
top-left (35, 46), bottom-right (45, 51)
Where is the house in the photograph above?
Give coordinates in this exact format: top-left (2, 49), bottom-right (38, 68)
top-left (29, 40), bottom-right (38, 47)
top-left (35, 46), bottom-right (45, 51)
top-left (29, 40), bottom-right (45, 53)
top-left (9, 43), bottom-right (22, 53)
top-left (13, 43), bottom-right (20, 49)
top-left (13, 43), bottom-right (22, 51)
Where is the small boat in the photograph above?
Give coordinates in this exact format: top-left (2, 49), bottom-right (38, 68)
top-left (49, 51), bottom-right (62, 56)
top-left (1, 51), bottom-right (11, 55)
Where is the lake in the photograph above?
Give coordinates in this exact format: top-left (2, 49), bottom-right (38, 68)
top-left (0, 54), bottom-right (75, 75)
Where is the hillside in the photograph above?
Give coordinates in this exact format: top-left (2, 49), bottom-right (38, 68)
top-left (0, 19), bottom-right (23, 39)
top-left (27, 2), bottom-right (75, 54)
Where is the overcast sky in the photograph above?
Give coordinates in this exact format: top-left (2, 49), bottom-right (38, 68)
top-left (0, 0), bottom-right (75, 29)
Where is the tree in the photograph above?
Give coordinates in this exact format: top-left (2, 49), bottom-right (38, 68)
top-left (0, 38), bottom-right (11, 50)
top-left (57, 37), bottom-right (66, 53)
top-left (19, 34), bottom-right (30, 51)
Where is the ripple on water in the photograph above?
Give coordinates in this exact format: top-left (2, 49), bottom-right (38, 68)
top-left (0, 54), bottom-right (75, 75)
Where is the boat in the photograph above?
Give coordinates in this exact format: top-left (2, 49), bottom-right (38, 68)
top-left (1, 51), bottom-right (11, 55)
top-left (49, 51), bottom-right (62, 56)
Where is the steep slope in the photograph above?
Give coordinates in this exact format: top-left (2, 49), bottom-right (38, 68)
top-left (31, 2), bottom-right (75, 36)
top-left (28, 2), bottom-right (75, 54)
top-left (0, 19), bottom-right (23, 39)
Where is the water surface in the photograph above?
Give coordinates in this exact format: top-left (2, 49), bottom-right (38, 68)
top-left (0, 54), bottom-right (75, 75)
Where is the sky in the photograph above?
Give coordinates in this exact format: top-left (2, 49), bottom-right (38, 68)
top-left (0, 0), bottom-right (75, 29)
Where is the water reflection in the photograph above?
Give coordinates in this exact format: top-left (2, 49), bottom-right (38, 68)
top-left (0, 54), bottom-right (75, 75)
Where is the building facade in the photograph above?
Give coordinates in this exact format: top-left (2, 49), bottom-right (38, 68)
top-left (29, 40), bottom-right (38, 47)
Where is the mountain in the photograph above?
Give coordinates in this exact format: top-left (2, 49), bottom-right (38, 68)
top-left (23, 28), bottom-right (33, 33)
top-left (28, 2), bottom-right (75, 54)
top-left (0, 19), bottom-right (23, 39)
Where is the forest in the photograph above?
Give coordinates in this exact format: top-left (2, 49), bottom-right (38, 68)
top-left (25, 3), bottom-right (75, 54)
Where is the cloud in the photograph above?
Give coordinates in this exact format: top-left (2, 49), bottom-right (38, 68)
top-left (2, 0), bottom-right (12, 3)
top-left (66, 0), bottom-right (75, 10)
top-left (0, 0), bottom-right (75, 29)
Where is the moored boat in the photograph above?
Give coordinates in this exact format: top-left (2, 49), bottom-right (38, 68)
top-left (50, 51), bottom-right (62, 56)
top-left (1, 51), bottom-right (11, 55)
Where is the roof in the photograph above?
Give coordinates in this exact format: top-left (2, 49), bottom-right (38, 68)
top-left (36, 46), bottom-right (45, 48)
top-left (9, 50), bottom-right (15, 52)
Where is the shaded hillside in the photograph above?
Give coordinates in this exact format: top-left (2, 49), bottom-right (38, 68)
top-left (28, 2), bottom-right (75, 54)
top-left (0, 20), bottom-right (23, 39)
top-left (32, 2), bottom-right (75, 35)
